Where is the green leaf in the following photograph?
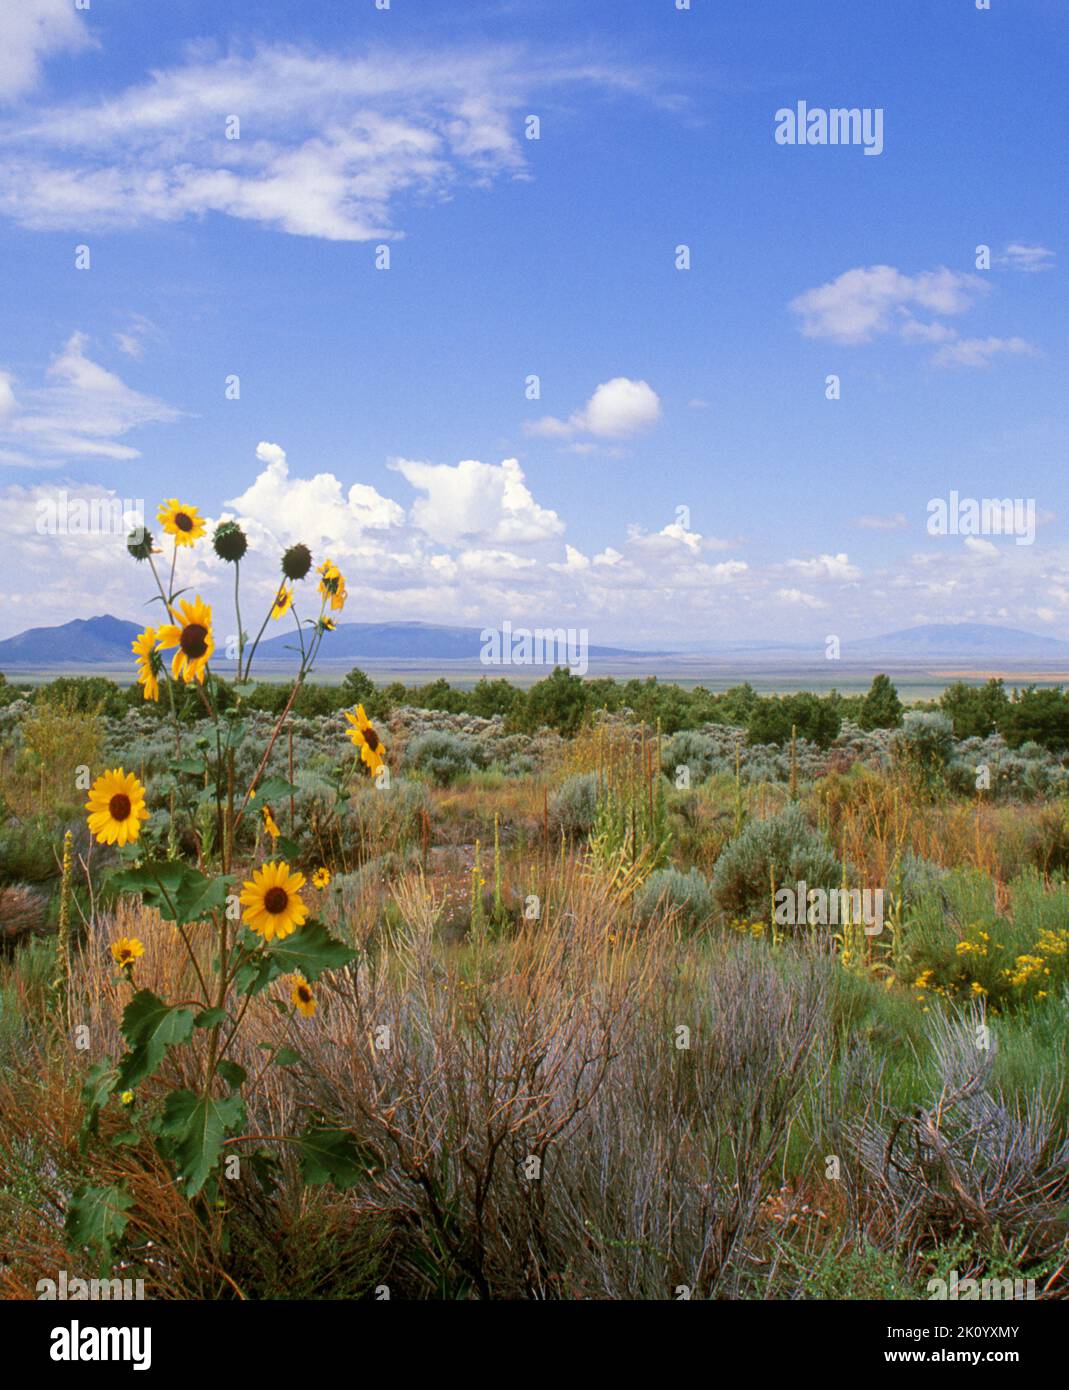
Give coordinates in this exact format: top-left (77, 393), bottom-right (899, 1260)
top-left (234, 921), bottom-right (357, 997)
top-left (65, 1184), bottom-right (133, 1270)
top-left (272, 1047), bottom-right (301, 1067)
top-left (255, 776), bottom-right (298, 801)
top-left (109, 860), bottom-right (229, 925)
top-left (116, 990), bottom-right (195, 1090)
top-left (194, 1007), bottom-right (229, 1029)
top-left (297, 1125), bottom-right (374, 1189)
top-left (275, 834), bottom-right (301, 860)
top-left (216, 1059), bottom-right (247, 1091)
top-left (158, 1089), bottom-right (246, 1197)
top-left (78, 1060), bottom-right (118, 1150)
top-left (172, 755), bottom-right (208, 775)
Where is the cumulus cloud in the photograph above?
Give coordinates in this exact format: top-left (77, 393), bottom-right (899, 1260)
top-left (0, 0), bottom-right (93, 104)
top-left (226, 442), bottom-right (405, 555)
top-left (0, 332), bottom-right (180, 467)
top-left (790, 266), bottom-right (985, 345)
top-left (526, 377), bottom-right (661, 441)
top-left (0, 44), bottom-right (646, 241)
top-left (776, 588), bottom-right (826, 609)
top-left (789, 263), bottom-right (1037, 368)
top-left (390, 455), bottom-right (563, 545)
top-left (788, 552), bottom-right (860, 581)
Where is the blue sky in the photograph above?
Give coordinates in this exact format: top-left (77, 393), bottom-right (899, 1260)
top-left (0, 0), bottom-right (1065, 650)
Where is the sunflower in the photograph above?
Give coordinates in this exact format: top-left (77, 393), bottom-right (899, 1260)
top-left (317, 559), bottom-right (347, 612)
top-left (344, 704), bottom-right (386, 777)
top-left (262, 804), bottom-right (281, 841)
top-left (86, 768), bottom-right (149, 846)
top-left (291, 975), bottom-right (316, 1018)
top-left (157, 499), bottom-right (206, 547)
top-left (239, 861), bottom-right (308, 942)
top-left (270, 584), bottom-right (294, 621)
top-left (156, 597), bottom-right (214, 684)
top-left (132, 626), bottom-right (161, 702)
top-left (111, 936), bottom-right (145, 971)
top-left (312, 866), bottom-right (331, 889)
top-left (320, 616), bottom-right (336, 632)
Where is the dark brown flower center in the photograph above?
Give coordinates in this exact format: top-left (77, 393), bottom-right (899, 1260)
top-left (297, 985), bottom-right (312, 1003)
top-left (363, 728), bottom-right (379, 752)
top-left (175, 512), bottom-right (194, 531)
top-left (109, 793), bottom-right (132, 820)
top-left (264, 886), bottom-right (289, 914)
top-left (180, 623), bottom-right (209, 658)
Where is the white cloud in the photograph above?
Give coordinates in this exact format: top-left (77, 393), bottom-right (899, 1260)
top-left (390, 455), bottom-right (563, 545)
top-left (227, 442), bottom-right (405, 556)
top-left (930, 336), bottom-right (1036, 368)
top-left (964, 536), bottom-right (1000, 558)
top-left (776, 588), bottom-right (826, 609)
top-left (527, 377), bottom-right (661, 441)
top-left (790, 266), bottom-right (985, 345)
top-left (997, 243), bottom-right (1055, 273)
top-left (0, 44), bottom-right (643, 241)
top-left (857, 512), bottom-right (907, 531)
top-left (0, 0), bottom-right (92, 104)
top-left (0, 332), bottom-right (180, 467)
top-left (789, 552), bottom-right (860, 581)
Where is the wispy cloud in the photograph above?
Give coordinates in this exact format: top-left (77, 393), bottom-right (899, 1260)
top-left (0, 333), bottom-right (180, 467)
top-left (996, 242), bottom-right (1055, 273)
top-left (0, 0), bottom-right (93, 104)
top-left (0, 44), bottom-right (649, 241)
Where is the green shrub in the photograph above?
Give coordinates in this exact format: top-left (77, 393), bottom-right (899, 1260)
top-left (710, 803), bottom-right (840, 923)
top-left (634, 866), bottom-right (714, 932)
top-left (404, 731), bottom-right (477, 786)
top-left (549, 772), bottom-right (599, 836)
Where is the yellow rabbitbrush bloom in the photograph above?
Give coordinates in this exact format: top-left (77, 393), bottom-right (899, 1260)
top-left (132, 626), bottom-right (161, 702)
top-left (291, 974), bottom-right (316, 1018)
top-left (344, 704), bottom-right (385, 776)
top-left (157, 499), bottom-right (206, 547)
top-left (239, 861), bottom-right (308, 942)
top-left (111, 936), bottom-right (145, 970)
top-left (157, 596), bottom-right (214, 684)
top-left (86, 768), bottom-right (149, 846)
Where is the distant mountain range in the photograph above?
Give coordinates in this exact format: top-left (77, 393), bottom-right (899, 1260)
top-left (0, 615), bottom-right (645, 667)
top-left (1, 615), bottom-right (1067, 671)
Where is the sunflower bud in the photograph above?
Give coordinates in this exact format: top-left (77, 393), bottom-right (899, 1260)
top-left (281, 543), bottom-right (312, 580)
top-left (127, 527), bottom-right (154, 561)
top-left (213, 519), bottom-right (248, 563)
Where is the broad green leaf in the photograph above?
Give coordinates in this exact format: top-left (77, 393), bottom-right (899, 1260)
top-left (116, 990), bottom-right (194, 1090)
top-left (297, 1125), bottom-right (374, 1189)
top-left (216, 1059), bottom-right (247, 1091)
top-left (78, 1060), bottom-right (118, 1150)
top-left (109, 860), bottom-right (229, 925)
top-left (65, 1184), bottom-right (133, 1270)
top-left (172, 756), bottom-right (207, 775)
top-left (158, 1089), bottom-right (246, 1197)
top-left (234, 921), bottom-right (357, 996)
top-left (255, 776), bottom-right (299, 802)
top-left (194, 1007), bottom-right (228, 1029)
